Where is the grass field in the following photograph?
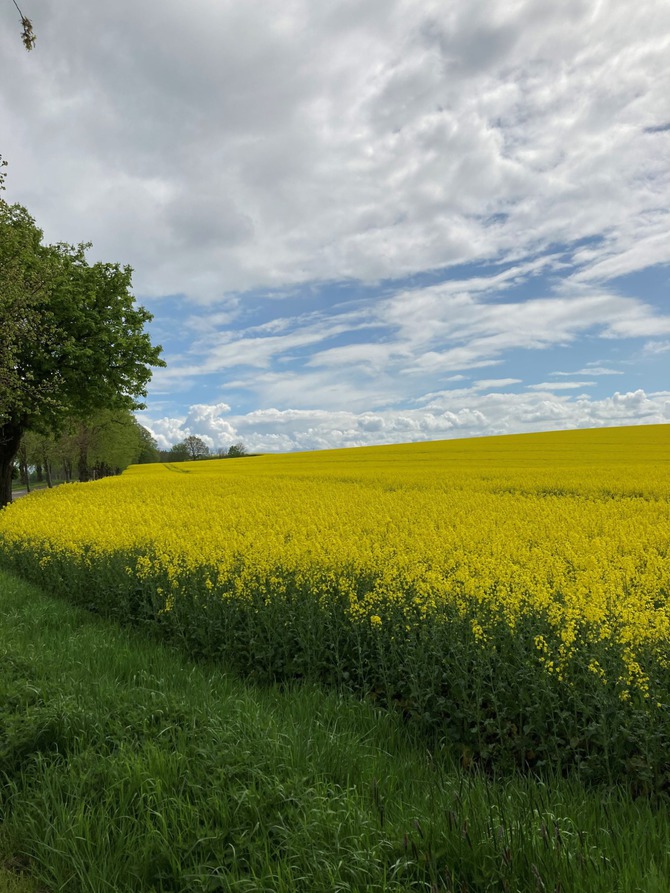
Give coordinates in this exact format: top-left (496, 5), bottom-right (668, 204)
top-left (2, 568), bottom-right (670, 892)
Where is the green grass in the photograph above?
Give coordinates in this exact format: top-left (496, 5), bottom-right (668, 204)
top-left (9, 481), bottom-right (64, 494)
top-left (1, 568), bottom-right (670, 892)
top-left (0, 871), bottom-right (43, 893)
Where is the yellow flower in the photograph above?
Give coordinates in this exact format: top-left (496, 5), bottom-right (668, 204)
top-left (0, 423), bottom-right (668, 698)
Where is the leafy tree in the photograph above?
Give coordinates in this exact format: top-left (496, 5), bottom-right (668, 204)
top-left (18, 429), bottom-right (55, 488)
top-left (167, 442), bottom-right (190, 463)
top-left (0, 172), bottom-right (165, 506)
top-left (183, 435), bottom-right (210, 460)
top-left (162, 436), bottom-right (210, 462)
top-left (17, 412), bottom-right (159, 488)
top-left (226, 442), bottom-right (248, 458)
top-left (70, 410), bottom-right (148, 481)
top-left (15, 436), bottom-right (30, 492)
top-left (135, 423), bottom-right (159, 464)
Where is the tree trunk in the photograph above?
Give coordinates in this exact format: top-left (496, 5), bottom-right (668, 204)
top-left (44, 455), bottom-right (53, 488)
top-left (20, 456), bottom-right (31, 493)
top-left (0, 423), bottom-right (24, 509)
top-left (78, 445), bottom-right (90, 482)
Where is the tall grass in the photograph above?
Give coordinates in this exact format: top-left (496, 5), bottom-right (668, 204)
top-left (2, 568), bottom-right (670, 892)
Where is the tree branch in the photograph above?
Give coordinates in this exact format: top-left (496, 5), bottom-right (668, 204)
top-left (11, 0), bottom-right (36, 50)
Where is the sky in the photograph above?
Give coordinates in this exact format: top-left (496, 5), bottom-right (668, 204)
top-left (2, 0), bottom-right (669, 453)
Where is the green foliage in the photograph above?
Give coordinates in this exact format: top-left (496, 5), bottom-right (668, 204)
top-left (166, 441), bottom-right (190, 462)
top-left (0, 202), bottom-right (56, 429)
top-left (2, 568), bottom-right (670, 893)
top-left (135, 423), bottom-right (159, 464)
top-left (164, 436), bottom-right (210, 461)
top-left (11, 238), bottom-right (163, 428)
top-left (226, 441), bottom-right (248, 458)
top-left (0, 168), bottom-right (164, 504)
top-left (0, 180), bottom-right (165, 427)
top-left (182, 434), bottom-right (210, 460)
top-left (3, 538), bottom-right (670, 795)
top-left (9, 1), bottom-right (36, 50)
top-left (17, 411), bottom-right (159, 484)
top-left (67, 410), bottom-right (148, 479)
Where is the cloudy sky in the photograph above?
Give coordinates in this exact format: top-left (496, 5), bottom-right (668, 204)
top-left (2, 0), bottom-right (669, 452)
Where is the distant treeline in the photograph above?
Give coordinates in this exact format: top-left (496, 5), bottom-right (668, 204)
top-left (158, 436), bottom-right (250, 463)
top-left (14, 429), bottom-right (253, 492)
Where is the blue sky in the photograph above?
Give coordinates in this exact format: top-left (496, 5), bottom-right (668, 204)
top-left (2, 0), bottom-right (669, 451)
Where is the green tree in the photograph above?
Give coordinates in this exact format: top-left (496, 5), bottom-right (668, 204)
top-left (0, 178), bottom-right (165, 507)
top-left (167, 442), bottom-right (190, 463)
top-left (19, 429), bottom-right (55, 488)
top-left (183, 435), bottom-right (210, 460)
top-left (135, 423), bottom-right (159, 464)
top-left (69, 410), bottom-right (144, 482)
top-left (15, 436), bottom-right (30, 492)
top-left (226, 442), bottom-right (248, 458)
top-left (18, 412), bottom-right (159, 487)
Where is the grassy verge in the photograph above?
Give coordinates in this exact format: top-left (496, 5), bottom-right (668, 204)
top-left (1, 569), bottom-right (669, 892)
top-left (9, 482), bottom-right (64, 495)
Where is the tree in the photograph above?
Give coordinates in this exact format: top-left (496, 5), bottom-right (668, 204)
top-left (135, 423), bottom-right (159, 464)
top-left (183, 435), bottom-right (210, 460)
top-left (226, 442), bottom-right (248, 458)
top-left (167, 442), bottom-right (190, 463)
top-left (68, 410), bottom-right (148, 481)
top-left (16, 436), bottom-right (30, 492)
top-left (0, 179), bottom-right (165, 507)
top-left (162, 436), bottom-right (210, 462)
top-left (21, 429), bottom-right (58, 487)
top-left (16, 409), bottom-right (153, 490)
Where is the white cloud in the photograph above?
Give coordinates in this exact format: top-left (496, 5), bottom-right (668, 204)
top-left (551, 366), bottom-right (624, 376)
top-left (145, 281), bottom-right (670, 415)
top-left (4, 1), bottom-right (670, 450)
top-left (138, 388), bottom-right (670, 453)
top-left (643, 340), bottom-right (670, 355)
top-left (527, 381), bottom-right (595, 391)
top-left (2, 0), bottom-right (670, 300)
top-left (473, 378), bottom-right (523, 390)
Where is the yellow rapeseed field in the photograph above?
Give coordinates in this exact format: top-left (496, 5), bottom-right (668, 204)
top-left (1, 424), bottom-right (669, 704)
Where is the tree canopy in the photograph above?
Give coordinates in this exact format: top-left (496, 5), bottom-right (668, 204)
top-left (0, 165), bottom-right (165, 506)
top-left (226, 442), bottom-right (248, 458)
top-left (183, 435), bottom-right (210, 460)
top-left (17, 412), bottom-right (159, 492)
top-left (164, 436), bottom-right (210, 462)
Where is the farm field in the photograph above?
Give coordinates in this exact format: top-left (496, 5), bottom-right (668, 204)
top-left (1, 424), bottom-right (670, 789)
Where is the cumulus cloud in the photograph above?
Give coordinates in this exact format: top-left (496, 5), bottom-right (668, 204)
top-left (4, 1), bottom-right (670, 449)
top-left (138, 388), bottom-right (670, 453)
top-left (2, 0), bottom-right (670, 300)
top-left (148, 283), bottom-right (670, 414)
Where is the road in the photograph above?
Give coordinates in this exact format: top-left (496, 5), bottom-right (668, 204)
top-left (10, 485), bottom-right (58, 501)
